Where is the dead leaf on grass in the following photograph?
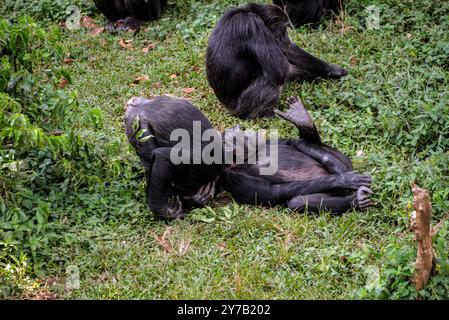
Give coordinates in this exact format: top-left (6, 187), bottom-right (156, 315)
top-left (119, 39), bottom-right (134, 51)
top-left (152, 226), bottom-right (173, 253)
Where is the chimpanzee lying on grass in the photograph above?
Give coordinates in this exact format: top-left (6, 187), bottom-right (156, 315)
top-left (124, 95), bottom-right (372, 220)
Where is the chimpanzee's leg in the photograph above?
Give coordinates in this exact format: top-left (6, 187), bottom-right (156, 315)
top-left (275, 96), bottom-right (322, 144)
top-left (221, 169), bottom-right (371, 205)
top-left (233, 76), bottom-right (281, 119)
top-left (146, 147), bottom-right (185, 220)
top-left (288, 186), bottom-right (373, 214)
top-left (275, 96), bottom-right (353, 174)
top-left (284, 42), bottom-right (347, 80)
top-left (289, 140), bottom-right (353, 174)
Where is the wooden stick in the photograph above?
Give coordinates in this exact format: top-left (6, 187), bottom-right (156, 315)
top-left (410, 184), bottom-right (434, 291)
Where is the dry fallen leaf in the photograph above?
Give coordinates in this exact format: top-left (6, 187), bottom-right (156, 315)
top-left (119, 39), bottom-right (134, 51)
top-left (178, 238), bottom-right (192, 256)
top-left (153, 82), bottom-right (162, 89)
top-left (133, 75), bottom-right (150, 84)
top-left (58, 78), bottom-right (68, 89)
top-left (141, 43), bottom-right (157, 53)
top-left (90, 27), bottom-right (104, 36)
top-left (283, 231), bottom-right (295, 250)
top-left (63, 58), bottom-right (75, 64)
top-left (152, 226), bottom-right (173, 253)
top-left (81, 16), bottom-right (97, 29)
top-left (169, 73), bottom-right (178, 79)
top-left (182, 87), bottom-right (195, 94)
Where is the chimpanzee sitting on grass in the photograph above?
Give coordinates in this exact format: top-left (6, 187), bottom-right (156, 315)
top-left (206, 3), bottom-right (347, 119)
top-left (220, 96), bottom-right (373, 214)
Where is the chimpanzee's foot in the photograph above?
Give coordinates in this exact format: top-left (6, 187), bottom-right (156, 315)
top-left (115, 17), bottom-right (142, 32)
top-left (327, 64), bottom-right (348, 79)
top-left (274, 96), bottom-right (314, 129)
top-left (340, 171), bottom-right (372, 190)
top-left (353, 186), bottom-right (373, 211)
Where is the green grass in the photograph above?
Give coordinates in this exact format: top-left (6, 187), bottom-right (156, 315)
top-left (2, 0), bottom-right (449, 299)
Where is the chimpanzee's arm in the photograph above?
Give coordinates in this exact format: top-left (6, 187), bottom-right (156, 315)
top-left (146, 147), bottom-right (185, 220)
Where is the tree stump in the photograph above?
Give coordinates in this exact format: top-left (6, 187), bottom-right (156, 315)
top-left (410, 185), bottom-right (434, 292)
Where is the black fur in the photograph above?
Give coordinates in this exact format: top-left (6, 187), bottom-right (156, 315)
top-left (94, 0), bottom-right (167, 31)
top-left (205, 3), bottom-right (347, 120)
top-left (273, 0), bottom-right (343, 27)
top-left (124, 96), bottom-right (222, 220)
top-left (220, 96), bottom-right (373, 214)
top-left (124, 95), bottom-right (372, 218)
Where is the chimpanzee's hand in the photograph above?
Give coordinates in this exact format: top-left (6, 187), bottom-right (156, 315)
top-left (165, 195), bottom-right (186, 220)
top-left (183, 179), bottom-right (217, 207)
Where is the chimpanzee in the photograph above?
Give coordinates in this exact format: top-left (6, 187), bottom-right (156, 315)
top-left (94, 0), bottom-right (167, 32)
top-left (273, 0), bottom-right (343, 27)
top-left (205, 3), bottom-right (347, 120)
top-left (124, 95), bottom-right (222, 220)
top-left (220, 96), bottom-right (373, 214)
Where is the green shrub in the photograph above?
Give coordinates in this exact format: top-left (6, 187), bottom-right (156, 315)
top-left (0, 17), bottom-right (127, 296)
top-left (1, 0), bottom-right (95, 22)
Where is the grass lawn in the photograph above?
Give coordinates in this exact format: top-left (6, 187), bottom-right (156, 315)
top-left (1, 0), bottom-right (448, 299)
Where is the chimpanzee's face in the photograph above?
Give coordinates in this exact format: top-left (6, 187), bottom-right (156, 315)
top-left (265, 6), bottom-right (290, 47)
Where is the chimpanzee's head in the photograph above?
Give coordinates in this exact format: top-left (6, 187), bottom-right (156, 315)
top-left (247, 4), bottom-right (291, 47)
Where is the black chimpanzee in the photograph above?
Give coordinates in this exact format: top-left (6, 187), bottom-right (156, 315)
top-left (124, 95), bottom-right (222, 220)
top-left (94, 0), bottom-right (167, 32)
top-left (206, 3), bottom-right (347, 120)
top-left (220, 96), bottom-right (373, 214)
top-left (273, 0), bottom-right (343, 27)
